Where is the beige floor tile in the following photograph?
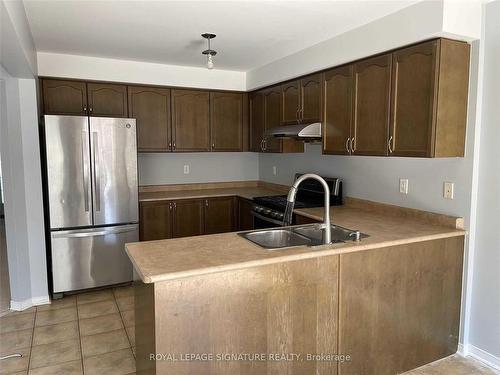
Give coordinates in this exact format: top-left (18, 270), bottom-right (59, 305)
top-left (0, 347), bottom-right (30, 374)
top-left (32, 321), bottom-right (79, 346)
top-left (112, 286), bottom-right (134, 299)
top-left (116, 296), bottom-right (134, 312)
top-left (120, 310), bottom-right (134, 328)
top-left (81, 329), bottom-right (130, 358)
top-left (77, 300), bottom-right (118, 320)
top-left (131, 346), bottom-right (136, 358)
top-left (0, 328), bottom-right (32, 352)
top-left (35, 307), bottom-right (77, 327)
top-left (403, 354), bottom-right (498, 374)
top-left (29, 339), bottom-right (81, 370)
top-left (83, 348), bottom-right (135, 375)
top-left (76, 290), bottom-right (114, 305)
top-left (36, 296), bottom-right (76, 311)
top-left (3, 307), bottom-right (37, 317)
top-left (124, 325), bottom-right (135, 347)
top-left (79, 313), bottom-right (123, 336)
top-left (28, 359), bottom-right (83, 375)
top-left (0, 313), bottom-right (35, 334)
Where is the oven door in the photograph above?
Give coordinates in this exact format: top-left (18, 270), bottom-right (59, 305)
top-left (252, 211), bottom-right (283, 229)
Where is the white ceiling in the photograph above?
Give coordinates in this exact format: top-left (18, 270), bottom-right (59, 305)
top-left (23, 1), bottom-right (416, 72)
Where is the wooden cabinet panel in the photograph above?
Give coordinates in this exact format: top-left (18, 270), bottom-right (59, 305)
top-left (128, 86), bottom-right (171, 152)
top-left (282, 80), bottom-right (300, 124)
top-left (263, 87), bottom-right (282, 153)
top-left (42, 79), bottom-right (88, 115)
top-left (249, 92), bottom-right (265, 152)
top-left (238, 197), bottom-right (254, 231)
top-left (390, 40), bottom-right (437, 157)
top-left (323, 66), bottom-right (353, 155)
top-left (339, 237), bottom-right (464, 374)
top-left (352, 54), bottom-right (392, 156)
top-left (139, 201), bottom-right (172, 241)
top-left (204, 197), bottom-right (235, 234)
top-left (172, 199), bottom-right (205, 238)
top-left (87, 83), bottom-right (128, 117)
top-left (171, 89), bottom-right (210, 151)
top-left (294, 214), bottom-right (321, 225)
top-left (210, 92), bottom-right (243, 151)
top-left (300, 73), bottom-right (322, 123)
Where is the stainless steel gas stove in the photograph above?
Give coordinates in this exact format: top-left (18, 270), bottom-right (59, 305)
top-left (252, 174), bottom-right (342, 228)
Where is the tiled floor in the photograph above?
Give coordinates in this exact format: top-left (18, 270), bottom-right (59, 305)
top-left (1, 285), bottom-right (497, 375)
top-left (0, 286), bottom-right (135, 375)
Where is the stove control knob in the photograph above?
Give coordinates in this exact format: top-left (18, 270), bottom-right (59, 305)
top-left (263, 209), bottom-right (271, 214)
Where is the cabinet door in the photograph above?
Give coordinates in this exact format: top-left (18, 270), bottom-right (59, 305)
top-left (210, 92), bottom-right (243, 151)
top-left (352, 54), bottom-right (392, 156)
top-left (281, 81), bottom-right (300, 124)
top-left (238, 198), bottom-right (254, 231)
top-left (204, 197), bottom-right (235, 234)
top-left (323, 66), bottom-right (353, 155)
top-left (263, 87), bottom-right (282, 153)
top-left (42, 79), bottom-right (88, 115)
top-left (128, 86), bottom-right (171, 152)
top-left (87, 83), bottom-right (128, 117)
top-left (300, 73), bottom-right (322, 123)
top-left (171, 89), bottom-right (210, 152)
top-left (390, 40), bottom-right (438, 157)
top-left (139, 201), bottom-right (172, 241)
top-left (172, 199), bottom-right (205, 238)
top-left (249, 92), bottom-right (265, 152)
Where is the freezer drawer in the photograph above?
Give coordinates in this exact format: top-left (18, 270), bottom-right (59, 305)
top-left (50, 224), bottom-right (138, 293)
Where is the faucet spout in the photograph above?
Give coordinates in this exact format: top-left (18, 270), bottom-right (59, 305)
top-left (288, 174), bottom-right (333, 244)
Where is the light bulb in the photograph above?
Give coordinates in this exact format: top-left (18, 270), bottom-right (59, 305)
top-left (207, 54), bottom-right (214, 69)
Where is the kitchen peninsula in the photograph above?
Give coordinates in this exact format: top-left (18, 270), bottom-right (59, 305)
top-left (126, 195), bottom-right (465, 375)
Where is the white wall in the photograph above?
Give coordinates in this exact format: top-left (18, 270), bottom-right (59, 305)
top-left (37, 52), bottom-right (246, 91)
top-left (138, 153), bottom-right (259, 185)
top-left (467, 0), bottom-right (500, 367)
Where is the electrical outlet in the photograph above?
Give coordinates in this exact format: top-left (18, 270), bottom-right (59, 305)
top-left (273, 166), bottom-right (277, 176)
top-left (183, 165), bottom-right (190, 174)
top-left (444, 182), bottom-right (454, 199)
top-left (399, 178), bottom-right (409, 194)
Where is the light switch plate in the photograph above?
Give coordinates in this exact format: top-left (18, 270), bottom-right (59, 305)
top-left (183, 165), bottom-right (190, 174)
top-left (444, 182), bottom-right (454, 199)
top-left (273, 166), bottom-right (277, 176)
top-left (399, 178), bottom-right (409, 194)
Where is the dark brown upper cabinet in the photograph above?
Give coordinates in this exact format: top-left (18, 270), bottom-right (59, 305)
top-left (390, 39), bottom-right (469, 157)
top-left (282, 80), bottom-right (301, 123)
top-left (210, 92), bottom-right (243, 151)
top-left (172, 199), bottom-right (205, 238)
top-left (249, 92), bottom-right (265, 152)
top-left (323, 65), bottom-right (353, 155)
top-left (171, 89), bottom-right (210, 152)
top-left (262, 86), bottom-right (282, 153)
top-left (87, 83), bottom-right (128, 117)
top-left (204, 197), bottom-right (235, 234)
top-left (128, 86), bottom-right (171, 152)
top-left (281, 74), bottom-right (322, 124)
top-left (351, 54), bottom-right (392, 156)
top-left (42, 79), bottom-right (88, 116)
top-left (139, 201), bottom-right (173, 241)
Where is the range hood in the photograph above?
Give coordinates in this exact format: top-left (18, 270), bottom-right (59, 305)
top-left (265, 122), bottom-right (322, 142)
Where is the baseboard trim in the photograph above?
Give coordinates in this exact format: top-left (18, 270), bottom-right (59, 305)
top-left (457, 343), bottom-right (465, 356)
top-left (464, 344), bottom-right (500, 371)
top-left (10, 295), bottom-right (50, 311)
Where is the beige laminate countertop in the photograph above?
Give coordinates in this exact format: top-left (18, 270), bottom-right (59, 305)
top-left (126, 200), bottom-right (465, 284)
top-left (139, 186), bottom-right (285, 202)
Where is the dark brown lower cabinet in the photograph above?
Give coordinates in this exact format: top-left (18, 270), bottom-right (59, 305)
top-left (139, 201), bottom-right (173, 241)
top-left (204, 197), bottom-right (236, 234)
top-left (294, 213), bottom-right (321, 225)
top-left (238, 197), bottom-right (254, 230)
top-left (172, 199), bottom-right (205, 238)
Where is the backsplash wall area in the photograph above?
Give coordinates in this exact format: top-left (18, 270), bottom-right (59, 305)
top-left (138, 152), bottom-right (259, 186)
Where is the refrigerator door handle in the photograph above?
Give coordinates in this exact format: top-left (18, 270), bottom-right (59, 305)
top-left (92, 132), bottom-right (101, 212)
top-left (51, 224), bottom-right (138, 238)
top-left (81, 131), bottom-right (90, 212)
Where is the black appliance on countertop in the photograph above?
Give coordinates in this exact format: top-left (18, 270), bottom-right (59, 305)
top-left (252, 173), bottom-right (342, 228)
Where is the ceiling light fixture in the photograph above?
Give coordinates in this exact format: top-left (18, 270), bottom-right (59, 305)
top-left (201, 33), bottom-right (217, 70)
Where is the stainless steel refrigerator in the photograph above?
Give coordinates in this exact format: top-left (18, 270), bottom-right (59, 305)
top-left (43, 115), bottom-right (138, 295)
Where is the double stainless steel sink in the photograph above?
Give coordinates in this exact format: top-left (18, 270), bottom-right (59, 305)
top-left (238, 223), bottom-right (368, 250)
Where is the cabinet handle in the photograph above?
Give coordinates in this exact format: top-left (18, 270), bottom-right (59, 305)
top-left (169, 202), bottom-right (172, 211)
top-left (89, 107), bottom-right (93, 113)
top-left (351, 137), bottom-right (356, 152)
top-left (345, 138), bottom-right (351, 153)
top-left (263, 139), bottom-right (267, 151)
top-left (299, 108), bottom-right (304, 122)
top-left (388, 136), bottom-right (394, 153)
top-left (173, 142), bottom-right (176, 150)
top-left (212, 143), bottom-right (215, 149)
top-left (168, 142), bottom-right (172, 149)
top-left (205, 200), bottom-right (209, 207)
top-left (83, 105), bottom-right (87, 112)
top-left (173, 202), bottom-right (177, 210)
